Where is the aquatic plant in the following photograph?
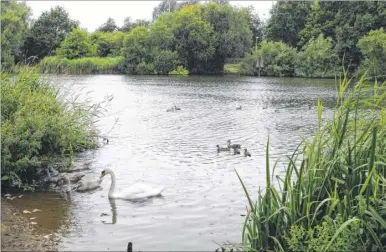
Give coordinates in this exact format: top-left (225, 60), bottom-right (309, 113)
top-left (39, 56), bottom-right (124, 74)
top-left (1, 66), bottom-right (108, 190)
top-left (237, 72), bottom-right (386, 251)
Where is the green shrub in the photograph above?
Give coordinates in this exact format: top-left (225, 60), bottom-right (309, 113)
top-left (258, 40), bottom-right (297, 77)
top-left (56, 27), bottom-right (97, 59)
top-left (286, 215), bottom-right (364, 251)
top-left (1, 66), bottom-right (98, 190)
top-left (224, 63), bottom-right (241, 74)
top-left (357, 28), bottom-right (386, 80)
top-left (295, 34), bottom-right (338, 78)
top-left (39, 56), bottom-right (124, 74)
top-left (168, 65), bottom-right (189, 76)
top-left (239, 52), bottom-right (258, 76)
top-left (135, 61), bottom-right (155, 75)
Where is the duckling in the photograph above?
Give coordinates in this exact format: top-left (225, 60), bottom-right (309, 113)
top-left (227, 140), bottom-right (241, 150)
top-left (244, 148), bottom-right (251, 157)
top-left (236, 106), bottom-right (242, 110)
top-left (233, 148), bottom-right (241, 155)
top-left (103, 137), bottom-right (109, 144)
top-left (216, 145), bottom-right (230, 153)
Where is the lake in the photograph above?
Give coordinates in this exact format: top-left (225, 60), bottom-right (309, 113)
top-left (8, 75), bottom-right (338, 251)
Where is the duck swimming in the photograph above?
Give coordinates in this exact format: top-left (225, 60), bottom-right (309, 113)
top-left (244, 148), bottom-right (251, 157)
top-left (216, 144), bottom-right (230, 153)
top-left (227, 140), bottom-right (241, 150)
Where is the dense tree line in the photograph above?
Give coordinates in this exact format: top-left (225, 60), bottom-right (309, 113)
top-left (2, 0), bottom-right (385, 78)
top-left (260, 0), bottom-right (386, 77)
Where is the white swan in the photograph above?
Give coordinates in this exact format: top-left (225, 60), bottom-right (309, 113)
top-left (100, 169), bottom-right (164, 200)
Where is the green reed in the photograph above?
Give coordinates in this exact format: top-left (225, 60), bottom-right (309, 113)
top-left (237, 71), bottom-right (386, 251)
top-left (39, 56), bottom-right (124, 74)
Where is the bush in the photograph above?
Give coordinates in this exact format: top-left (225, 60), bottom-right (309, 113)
top-left (56, 27), bottom-right (97, 59)
top-left (1, 66), bottom-right (99, 190)
top-left (357, 28), bottom-right (386, 80)
top-left (39, 56), bottom-right (124, 74)
top-left (239, 52), bottom-right (258, 76)
top-left (135, 61), bottom-right (155, 75)
top-left (238, 73), bottom-right (386, 251)
top-left (295, 34), bottom-right (338, 78)
top-left (258, 40), bottom-right (297, 77)
top-left (168, 65), bottom-right (189, 76)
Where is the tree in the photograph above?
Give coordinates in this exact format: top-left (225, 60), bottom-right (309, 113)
top-left (1, 0), bottom-right (31, 69)
top-left (265, 2), bottom-right (311, 48)
top-left (90, 31), bottom-right (126, 57)
top-left (56, 28), bottom-right (96, 59)
top-left (172, 4), bottom-right (215, 74)
top-left (152, 0), bottom-right (178, 21)
top-left (23, 6), bottom-right (78, 62)
top-left (97, 17), bottom-right (118, 32)
top-left (357, 28), bottom-right (386, 79)
top-left (295, 34), bottom-right (337, 77)
top-left (120, 17), bottom-right (150, 33)
top-left (257, 40), bottom-right (297, 77)
top-left (202, 2), bottom-right (252, 73)
top-left (121, 26), bottom-right (152, 74)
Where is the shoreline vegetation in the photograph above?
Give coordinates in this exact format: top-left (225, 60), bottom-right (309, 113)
top-left (237, 73), bottom-right (386, 251)
top-left (2, 1), bottom-right (386, 79)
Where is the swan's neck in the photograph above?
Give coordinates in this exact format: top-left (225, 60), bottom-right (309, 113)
top-left (108, 171), bottom-right (116, 198)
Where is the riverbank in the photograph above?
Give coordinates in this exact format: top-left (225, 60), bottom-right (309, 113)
top-left (1, 198), bottom-right (58, 251)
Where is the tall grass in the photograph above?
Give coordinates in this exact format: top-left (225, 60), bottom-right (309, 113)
top-left (39, 56), bottom-right (124, 74)
top-left (237, 72), bottom-right (386, 251)
top-left (1, 66), bottom-right (106, 190)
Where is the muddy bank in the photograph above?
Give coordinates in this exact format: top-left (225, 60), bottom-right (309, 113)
top-left (1, 198), bottom-right (58, 251)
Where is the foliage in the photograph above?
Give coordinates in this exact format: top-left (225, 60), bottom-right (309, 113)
top-left (237, 74), bottom-right (386, 251)
top-left (135, 61), bottom-right (155, 75)
top-left (23, 6), bottom-right (78, 63)
top-left (286, 215), bottom-right (364, 251)
top-left (0, 0), bottom-right (31, 70)
top-left (257, 40), bottom-right (297, 77)
top-left (1, 67), bottom-right (98, 189)
top-left (56, 28), bottom-right (97, 59)
top-left (295, 34), bottom-right (338, 78)
top-left (39, 56), bottom-right (124, 74)
top-left (121, 26), bottom-right (151, 74)
top-left (152, 49), bottom-right (181, 75)
top-left (168, 65), bottom-right (189, 76)
top-left (224, 63), bottom-right (240, 74)
top-left (152, 0), bottom-right (179, 21)
top-left (97, 17), bottom-right (118, 32)
top-left (119, 17), bottom-right (150, 33)
top-left (239, 52), bottom-right (257, 76)
top-left (357, 28), bottom-right (386, 79)
top-left (265, 1), bottom-right (311, 48)
top-left (90, 31), bottom-right (126, 57)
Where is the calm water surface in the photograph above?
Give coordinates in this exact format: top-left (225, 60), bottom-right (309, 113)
top-left (8, 75), bottom-right (338, 251)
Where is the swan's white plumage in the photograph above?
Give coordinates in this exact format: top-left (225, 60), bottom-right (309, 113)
top-left (101, 169), bottom-right (164, 200)
top-left (113, 183), bottom-right (164, 200)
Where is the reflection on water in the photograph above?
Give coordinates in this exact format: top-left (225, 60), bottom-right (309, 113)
top-left (37, 74), bottom-right (337, 251)
top-left (101, 199), bottom-right (117, 224)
